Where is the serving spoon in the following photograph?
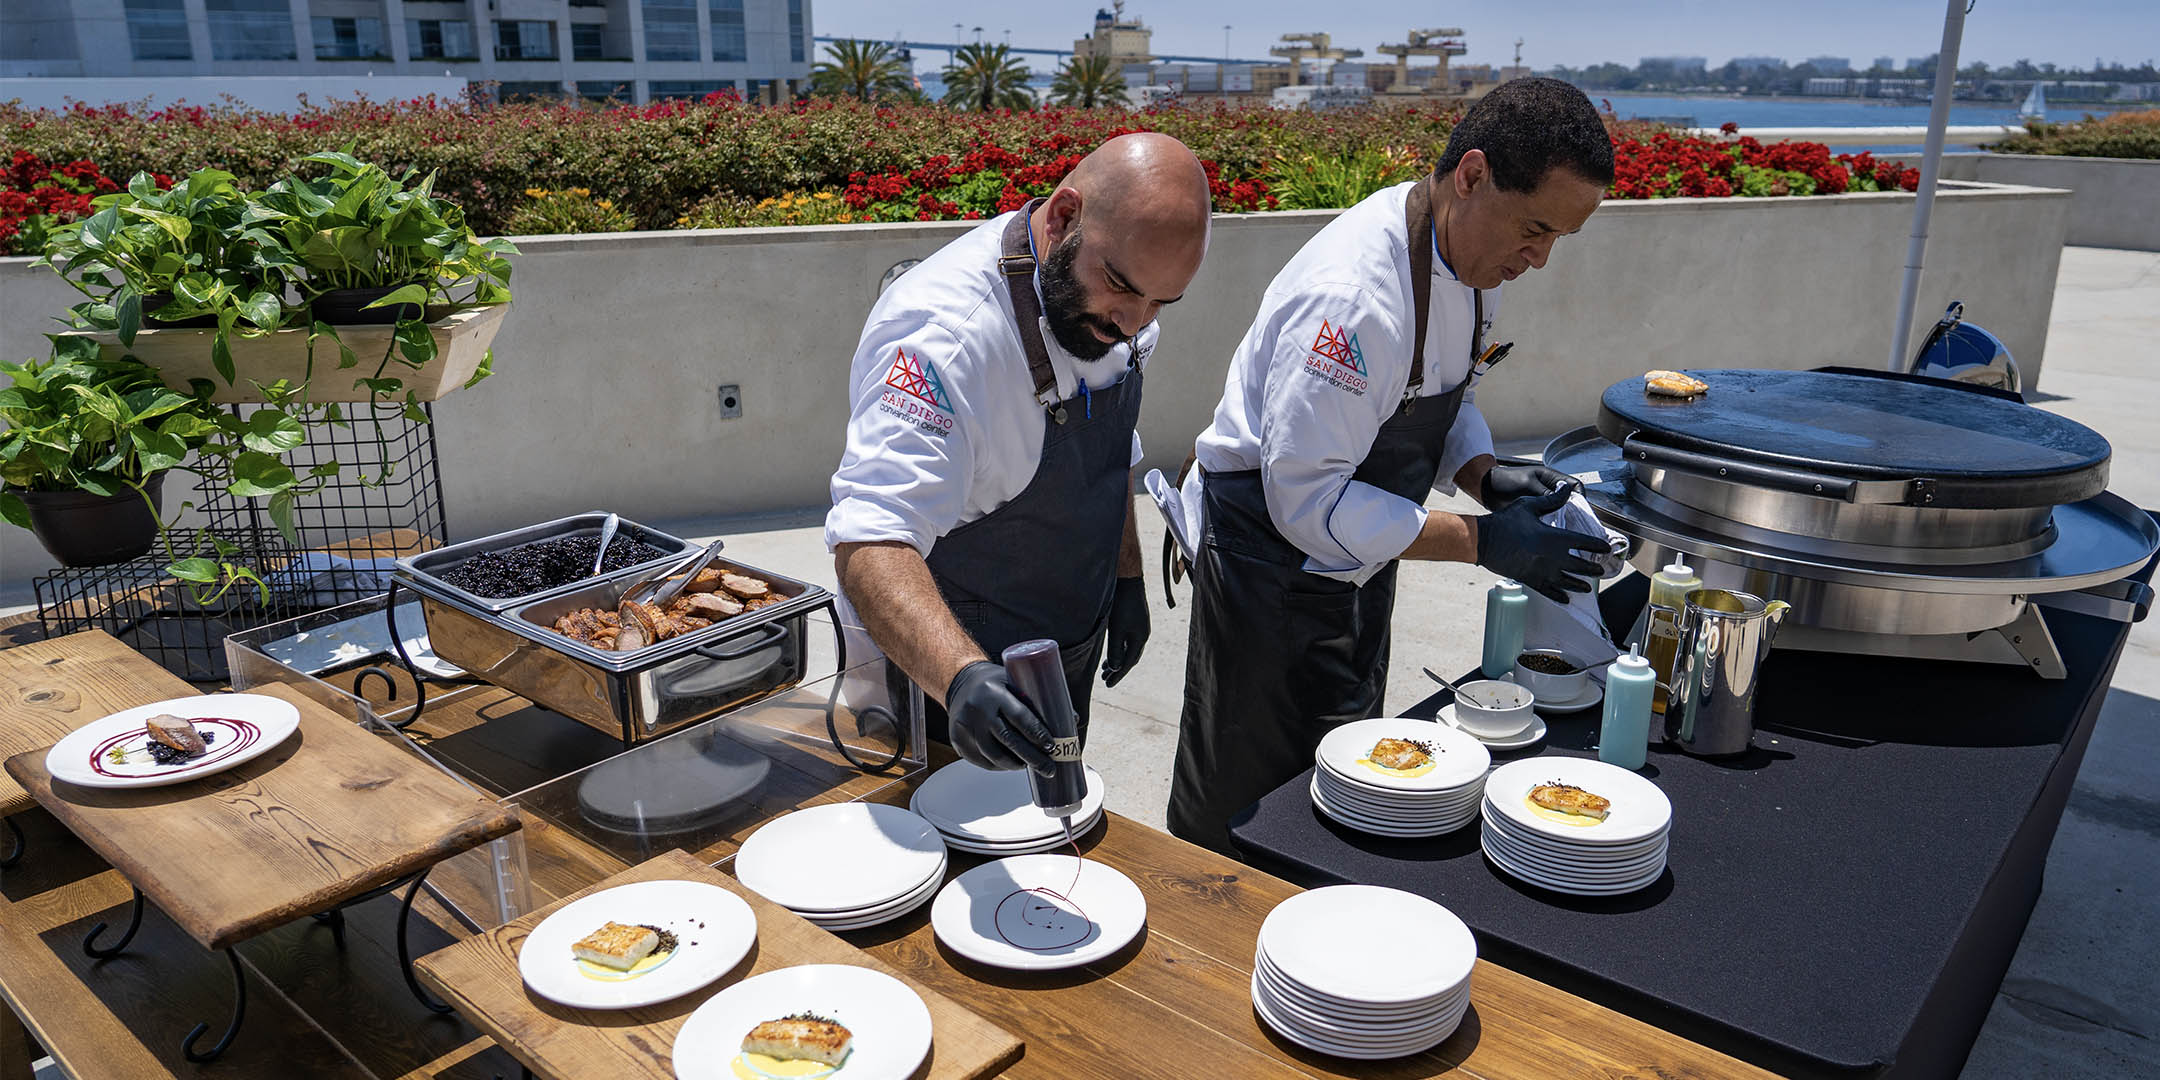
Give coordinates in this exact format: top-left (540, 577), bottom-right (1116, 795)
top-left (1422, 667), bottom-right (1512, 711)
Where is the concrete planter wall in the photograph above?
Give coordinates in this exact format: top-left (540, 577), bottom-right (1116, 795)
top-left (0, 180), bottom-right (2070, 588)
top-left (1937, 154), bottom-right (2160, 251)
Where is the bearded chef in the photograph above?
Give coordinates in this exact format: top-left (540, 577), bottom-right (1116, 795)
top-left (1159, 79), bottom-right (1617, 852)
top-left (827, 134), bottom-right (1213, 774)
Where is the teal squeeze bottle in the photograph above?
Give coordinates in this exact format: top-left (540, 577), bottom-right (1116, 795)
top-left (1599, 643), bottom-right (1656, 770)
top-left (1482, 580), bottom-right (1528, 679)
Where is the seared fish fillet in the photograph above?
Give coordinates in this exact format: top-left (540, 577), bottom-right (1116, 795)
top-left (145, 713), bottom-right (207, 756)
top-left (1529, 782), bottom-right (1611, 820)
top-left (1644, 369), bottom-right (1709, 398)
top-left (1368, 737), bottom-right (1433, 771)
top-left (742, 1014), bottom-right (852, 1066)
top-left (571, 922), bottom-right (658, 971)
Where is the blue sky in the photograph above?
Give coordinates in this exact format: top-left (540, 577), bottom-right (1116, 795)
top-left (811, 0), bottom-right (2158, 73)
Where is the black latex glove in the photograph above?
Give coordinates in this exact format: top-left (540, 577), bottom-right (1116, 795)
top-left (1099, 576), bottom-right (1150, 687)
top-left (945, 661), bottom-right (1056, 776)
top-left (1474, 485), bottom-right (1611, 604)
top-left (1480, 463), bottom-right (1573, 513)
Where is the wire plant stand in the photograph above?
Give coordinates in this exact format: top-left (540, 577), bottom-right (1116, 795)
top-left (33, 400), bottom-right (449, 682)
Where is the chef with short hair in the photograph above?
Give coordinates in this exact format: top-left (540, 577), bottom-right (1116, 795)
top-left (828, 134), bottom-right (1214, 774)
top-left (1162, 79), bottom-right (1618, 853)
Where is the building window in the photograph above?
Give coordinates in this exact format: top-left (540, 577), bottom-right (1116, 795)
top-left (494, 20), bottom-right (556, 60)
top-left (406, 19), bottom-right (476, 59)
top-left (577, 79), bottom-right (631, 102)
top-left (709, 0), bottom-right (745, 62)
top-left (648, 79), bottom-right (726, 100)
top-left (311, 16), bottom-right (385, 59)
top-left (206, 0), bottom-right (296, 61)
top-left (787, 0), bottom-right (804, 63)
top-left (124, 0), bottom-right (192, 61)
top-left (643, 0), bottom-right (698, 62)
top-left (496, 81), bottom-right (566, 102)
top-left (571, 23), bottom-right (605, 61)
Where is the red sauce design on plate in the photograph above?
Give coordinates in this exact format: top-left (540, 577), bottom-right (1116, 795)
top-left (89, 718), bottom-right (263, 778)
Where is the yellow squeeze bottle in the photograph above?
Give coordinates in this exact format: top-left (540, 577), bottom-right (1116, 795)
top-left (1644, 558), bottom-right (1699, 716)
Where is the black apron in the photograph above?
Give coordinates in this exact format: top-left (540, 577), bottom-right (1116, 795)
top-left (919, 203), bottom-right (1142, 747)
top-left (1166, 178), bottom-right (1480, 855)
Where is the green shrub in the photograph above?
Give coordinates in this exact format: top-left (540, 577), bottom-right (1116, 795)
top-left (1990, 108), bottom-right (2160, 158)
top-left (504, 187), bottom-right (639, 235)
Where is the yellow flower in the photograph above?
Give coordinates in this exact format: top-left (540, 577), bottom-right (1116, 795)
top-left (524, 187), bottom-right (548, 198)
top-left (814, 191), bottom-right (835, 201)
top-left (570, 187), bottom-right (592, 197)
top-left (597, 200), bottom-right (613, 210)
top-left (837, 213), bottom-right (853, 223)
top-left (757, 197), bottom-right (774, 208)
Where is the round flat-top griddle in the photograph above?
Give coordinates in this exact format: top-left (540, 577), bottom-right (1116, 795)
top-left (1597, 369), bottom-right (2111, 509)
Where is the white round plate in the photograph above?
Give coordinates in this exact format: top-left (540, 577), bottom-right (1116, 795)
top-left (930, 855), bottom-right (1145, 971)
top-left (1484, 758), bottom-right (1673, 845)
top-left (1436, 705), bottom-right (1547, 750)
top-left (1255, 954), bottom-right (1466, 1024)
top-left (1310, 780), bottom-right (1474, 838)
top-left (1258, 886), bottom-right (1475, 1005)
top-left (797, 853), bottom-right (947, 919)
top-left (45, 694), bottom-right (301, 790)
top-left (804, 862), bottom-right (947, 930)
top-left (1484, 847), bottom-right (1664, 896)
top-left (1480, 813), bottom-right (1669, 862)
top-left (672, 964), bottom-right (932, 1080)
top-left (909, 760), bottom-right (1106, 843)
top-left (1480, 828), bottom-right (1667, 881)
top-left (1314, 773), bottom-right (1481, 817)
top-left (937, 810), bottom-right (1103, 855)
top-left (735, 803), bottom-right (947, 913)
top-left (518, 880), bottom-right (756, 1010)
top-left (1251, 978), bottom-right (1462, 1060)
top-left (1315, 719), bottom-right (1490, 793)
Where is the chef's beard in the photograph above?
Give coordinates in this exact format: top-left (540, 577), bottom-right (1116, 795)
top-left (1039, 224), bottom-right (1124, 361)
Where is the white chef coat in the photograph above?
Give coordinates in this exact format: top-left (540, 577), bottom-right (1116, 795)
top-left (824, 209), bottom-right (1153, 559)
top-left (1188, 180), bottom-right (1497, 586)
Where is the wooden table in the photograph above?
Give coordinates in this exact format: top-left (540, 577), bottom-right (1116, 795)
top-left (0, 632), bottom-right (194, 841)
top-left (4, 679), bottom-right (522, 1062)
top-left (418, 849), bottom-right (1024, 1080)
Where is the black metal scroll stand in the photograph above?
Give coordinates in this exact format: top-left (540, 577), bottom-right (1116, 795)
top-left (816, 603), bottom-right (914, 774)
top-left (79, 868), bottom-right (450, 1061)
top-left (0, 816), bottom-right (23, 869)
top-left (362, 580), bottom-right (490, 730)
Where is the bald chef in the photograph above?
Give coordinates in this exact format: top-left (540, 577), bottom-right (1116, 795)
top-left (826, 134), bottom-right (1214, 774)
top-left (1163, 79), bottom-right (1619, 852)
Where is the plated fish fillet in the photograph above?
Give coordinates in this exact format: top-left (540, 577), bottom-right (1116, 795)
top-left (742, 1014), bottom-right (853, 1066)
top-left (1528, 782), bottom-right (1611, 820)
top-left (1368, 737), bottom-right (1434, 771)
top-left (1643, 369), bottom-right (1709, 399)
top-left (144, 713), bottom-right (207, 756)
top-left (571, 922), bottom-right (658, 971)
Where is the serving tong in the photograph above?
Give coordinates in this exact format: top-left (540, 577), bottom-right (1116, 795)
top-left (610, 539), bottom-right (729, 652)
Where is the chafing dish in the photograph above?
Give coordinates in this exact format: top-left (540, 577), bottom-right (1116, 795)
top-left (394, 511), bottom-right (692, 613)
top-left (1549, 368), bottom-right (2157, 677)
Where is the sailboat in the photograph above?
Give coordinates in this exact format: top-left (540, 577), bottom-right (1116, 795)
top-left (2018, 81), bottom-right (2047, 120)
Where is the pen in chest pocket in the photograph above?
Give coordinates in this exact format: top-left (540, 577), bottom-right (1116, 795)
top-left (1472, 340), bottom-right (1515, 379)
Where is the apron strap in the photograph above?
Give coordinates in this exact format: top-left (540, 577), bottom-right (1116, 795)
top-left (1402, 176), bottom-right (1484, 415)
top-left (997, 200), bottom-right (1061, 408)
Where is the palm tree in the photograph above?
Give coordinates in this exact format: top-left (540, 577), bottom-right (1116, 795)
top-left (942, 43), bottom-right (1034, 111)
top-left (1049, 54), bottom-right (1128, 108)
top-left (811, 39), bottom-right (912, 102)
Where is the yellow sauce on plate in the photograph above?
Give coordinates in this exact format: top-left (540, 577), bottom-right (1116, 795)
top-left (731, 1051), bottom-right (842, 1079)
top-left (574, 946), bottom-right (677, 982)
top-left (1523, 796), bottom-right (1604, 828)
top-left (1356, 756), bottom-right (1436, 779)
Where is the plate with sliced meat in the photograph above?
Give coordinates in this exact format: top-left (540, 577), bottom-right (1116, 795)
top-left (43, 693), bottom-right (302, 789)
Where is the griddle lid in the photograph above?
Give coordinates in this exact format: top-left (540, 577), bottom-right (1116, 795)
top-left (1596, 369), bottom-right (2110, 509)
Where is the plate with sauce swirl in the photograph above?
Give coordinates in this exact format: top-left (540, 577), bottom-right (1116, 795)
top-left (43, 694), bottom-right (301, 790)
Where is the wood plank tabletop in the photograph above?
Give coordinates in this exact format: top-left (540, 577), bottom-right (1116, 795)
top-left (0, 631), bottom-right (199, 818)
top-left (416, 848), bottom-right (1025, 1080)
top-left (5, 681), bottom-right (522, 950)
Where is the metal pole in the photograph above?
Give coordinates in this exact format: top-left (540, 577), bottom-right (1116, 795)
top-left (1888, 0), bottom-right (1971, 370)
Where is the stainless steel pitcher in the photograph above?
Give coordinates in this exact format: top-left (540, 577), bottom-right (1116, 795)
top-left (1664, 588), bottom-right (1790, 757)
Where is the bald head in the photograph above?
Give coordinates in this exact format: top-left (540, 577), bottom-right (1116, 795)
top-left (1031, 133), bottom-right (1212, 355)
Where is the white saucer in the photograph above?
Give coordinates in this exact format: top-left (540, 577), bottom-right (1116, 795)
top-left (1527, 680), bottom-right (1603, 714)
top-left (1436, 704), bottom-right (1546, 751)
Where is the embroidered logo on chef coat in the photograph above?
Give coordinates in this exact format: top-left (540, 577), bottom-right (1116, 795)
top-left (1303, 320), bottom-right (1368, 395)
top-left (877, 347), bottom-right (956, 436)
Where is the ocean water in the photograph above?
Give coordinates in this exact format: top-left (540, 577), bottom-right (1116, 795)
top-left (1594, 92), bottom-right (2110, 128)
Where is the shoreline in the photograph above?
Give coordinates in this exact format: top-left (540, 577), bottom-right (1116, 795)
top-left (1587, 88), bottom-right (2149, 112)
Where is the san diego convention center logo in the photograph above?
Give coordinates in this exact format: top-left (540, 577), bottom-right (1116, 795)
top-left (878, 347), bottom-right (957, 436)
top-left (1304, 320), bottom-right (1368, 395)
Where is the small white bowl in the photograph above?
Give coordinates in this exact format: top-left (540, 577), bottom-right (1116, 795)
top-left (1452, 679), bottom-right (1536, 738)
top-left (1514, 649), bottom-right (1589, 704)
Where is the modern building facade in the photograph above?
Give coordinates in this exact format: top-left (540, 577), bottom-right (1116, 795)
top-left (0, 0), bottom-right (813, 104)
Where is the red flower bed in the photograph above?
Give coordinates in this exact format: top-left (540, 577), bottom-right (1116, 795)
top-left (1610, 131), bottom-right (1919, 200)
top-left (2, 151), bottom-right (172, 255)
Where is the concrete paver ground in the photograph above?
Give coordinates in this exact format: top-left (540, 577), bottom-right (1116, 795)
top-left (2, 248), bottom-right (2151, 1078)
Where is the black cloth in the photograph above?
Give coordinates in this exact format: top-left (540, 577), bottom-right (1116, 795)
top-left (1229, 531), bottom-right (2158, 1079)
top-left (1166, 178), bottom-right (1479, 854)
top-left (919, 212), bottom-right (1144, 750)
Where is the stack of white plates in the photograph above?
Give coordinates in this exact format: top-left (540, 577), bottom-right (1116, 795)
top-left (1309, 718), bottom-right (1491, 838)
top-left (1251, 885), bottom-right (1476, 1060)
top-left (1480, 758), bottom-right (1672, 896)
top-left (908, 760), bottom-right (1106, 855)
top-left (733, 803), bottom-right (949, 930)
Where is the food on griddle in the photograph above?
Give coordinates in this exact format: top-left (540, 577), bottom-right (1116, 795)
top-left (437, 534), bottom-right (667, 599)
top-left (1368, 737), bottom-right (1435, 771)
top-left (571, 921), bottom-right (660, 971)
top-left (719, 573), bottom-right (770, 600)
top-left (1517, 653), bottom-right (1581, 675)
top-left (1528, 781), bottom-right (1612, 821)
top-left (145, 713), bottom-right (208, 757)
top-left (1643, 369), bottom-right (1709, 399)
top-left (741, 1013), bottom-right (854, 1067)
